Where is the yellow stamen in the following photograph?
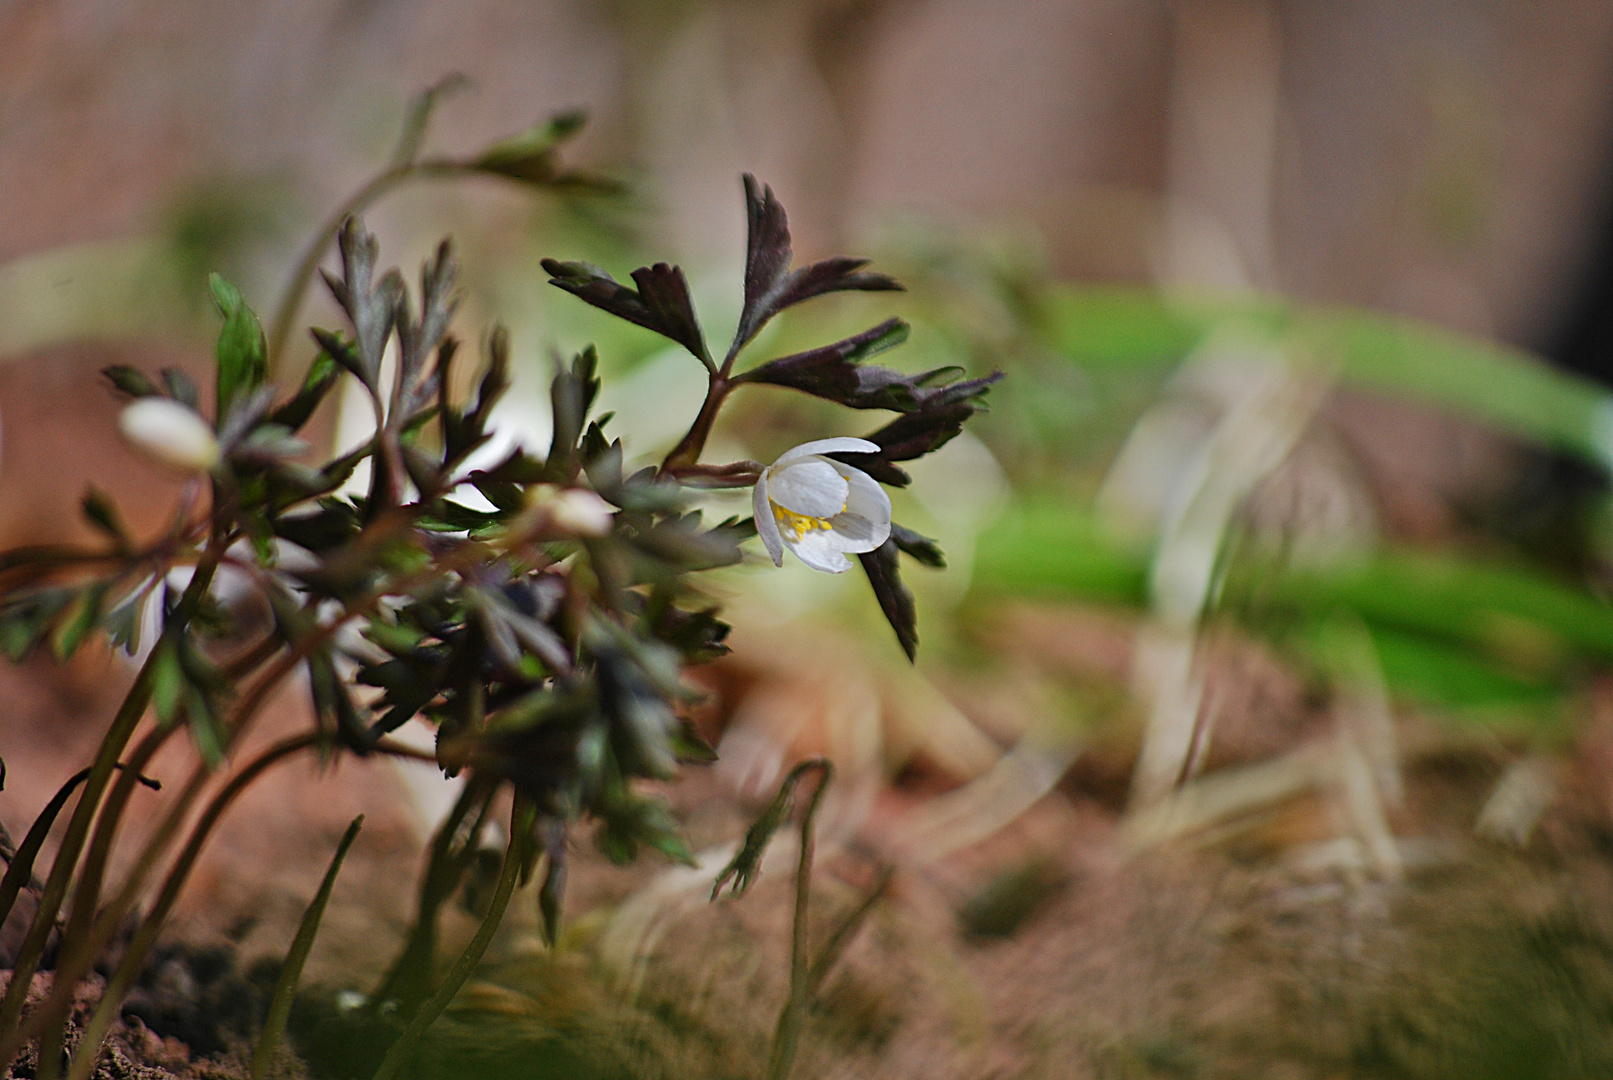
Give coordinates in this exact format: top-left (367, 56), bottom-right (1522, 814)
top-left (771, 500), bottom-right (835, 541)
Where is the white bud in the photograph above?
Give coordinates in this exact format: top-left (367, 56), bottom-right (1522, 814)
top-left (548, 487), bottom-right (615, 538)
top-left (118, 398), bottom-right (220, 474)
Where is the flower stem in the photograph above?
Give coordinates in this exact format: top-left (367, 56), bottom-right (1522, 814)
top-left (369, 795), bottom-right (535, 1080)
top-left (0, 659), bottom-right (157, 1067)
top-left (765, 758), bottom-right (833, 1080)
top-left (661, 373), bottom-right (730, 471)
top-left (61, 733), bottom-right (320, 1080)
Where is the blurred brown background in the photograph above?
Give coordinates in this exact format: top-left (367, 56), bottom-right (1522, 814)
top-left (6, 0), bottom-right (1613, 349)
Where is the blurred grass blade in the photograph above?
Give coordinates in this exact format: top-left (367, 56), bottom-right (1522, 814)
top-left (250, 814), bottom-right (364, 1080)
top-left (0, 768), bottom-right (92, 932)
top-left (1042, 286), bottom-right (1613, 468)
top-left (1277, 548), bottom-right (1613, 663)
top-left (971, 500), bottom-right (1594, 725)
top-left (971, 501), bottom-right (1151, 607)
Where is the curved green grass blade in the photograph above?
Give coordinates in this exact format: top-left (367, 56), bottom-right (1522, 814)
top-left (1041, 286), bottom-right (1613, 469)
top-left (250, 814), bottom-right (364, 1080)
top-left (970, 500), bottom-right (1601, 723)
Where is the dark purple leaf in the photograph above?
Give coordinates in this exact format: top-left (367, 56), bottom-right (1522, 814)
top-left (546, 347), bottom-right (600, 483)
top-left (395, 239), bottom-right (461, 417)
top-left (541, 260), bottom-right (709, 365)
top-left (828, 371), bottom-right (1003, 485)
top-left (737, 319), bottom-right (965, 411)
top-left (731, 175), bottom-right (902, 358)
top-left (102, 366), bottom-right (159, 399)
top-left (270, 349), bottom-right (340, 433)
top-left (858, 538), bottom-right (917, 661)
top-left (629, 263), bottom-right (709, 364)
top-left (891, 523), bottom-right (946, 568)
top-left (320, 218), bottom-right (403, 392)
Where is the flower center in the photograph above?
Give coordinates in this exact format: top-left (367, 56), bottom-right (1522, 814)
top-left (771, 499), bottom-right (837, 541)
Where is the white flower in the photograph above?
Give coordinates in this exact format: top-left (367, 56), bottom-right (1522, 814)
top-left (118, 398), bottom-right (220, 474)
top-left (753, 438), bottom-right (892, 573)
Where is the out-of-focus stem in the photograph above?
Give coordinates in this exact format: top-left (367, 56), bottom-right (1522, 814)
top-left (58, 720), bottom-right (175, 955)
top-left (369, 796), bottom-right (534, 1080)
top-left (249, 813), bottom-right (365, 1080)
top-left (368, 777), bottom-right (495, 1012)
top-left (765, 758), bottom-right (833, 1080)
top-left (63, 733), bottom-right (320, 1080)
top-left (0, 769), bottom-right (91, 932)
top-left (0, 653), bottom-right (162, 1066)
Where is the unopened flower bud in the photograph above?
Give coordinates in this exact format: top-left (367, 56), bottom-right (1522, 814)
top-left (525, 483), bottom-right (614, 538)
top-left (549, 487), bottom-right (615, 537)
top-left (118, 398), bottom-right (220, 474)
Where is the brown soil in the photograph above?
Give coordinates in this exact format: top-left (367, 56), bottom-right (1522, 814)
top-left (0, 972), bottom-right (285, 1080)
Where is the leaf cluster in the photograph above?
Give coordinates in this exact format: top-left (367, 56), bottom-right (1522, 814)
top-left (541, 175), bottom-right (1001, 658)
top-left (0, 219), bottom-right (744, 942)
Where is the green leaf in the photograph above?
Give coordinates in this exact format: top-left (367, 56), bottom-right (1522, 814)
top-left (1272, 549), bottom-right (1613, 666)
top-left (50, 584), bottom-right (106, 661)
top-left (472, 110), bottom-right (587, 183)
top-left (972, 501), bottom-right (1151, 607)
top-left (151, 639), bottom-right (186, 727)
top-left (102, 365), bottom-right (159, 399)
top-left (389, 74), bottom-right (472, 169)
top-left (210, 274), bottom-right (268, 423)
top-left (104, 585), bottom-right (148, 655)
top-left (187, 683), bottom-right (226, 768)
top-left (270, 349), bottom-right (341, 433)
top-left (1358, 626), bottom-right (1564, 727)
top-left (670, 719), bottom-right (718, 763)
top-left (0, 587), bottom-right (75, 661)
top-left (80, 487), bottom-right (128, 546)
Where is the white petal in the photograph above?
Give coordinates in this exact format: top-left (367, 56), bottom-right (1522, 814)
top-left (824, 513), bottom-right (889, 553)
top-left (837, 464), bottom-right (892, 527)
top-left (783, 528), bottom-right (854, 573)
top-left (753, 472), bottom-right (784, 566)
top-left (767, 458), bottom-right (848, 518)
top-left (774, 437), bottom-right (880, 465)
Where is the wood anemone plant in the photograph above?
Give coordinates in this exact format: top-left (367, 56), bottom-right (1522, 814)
top-left (0, 176), bottom-right (998, 1080)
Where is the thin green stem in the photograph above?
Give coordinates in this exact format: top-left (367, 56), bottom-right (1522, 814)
top-left (26, 605), bottom-right (306, 1074)
top-left (0, 770), bottom-right (91, 932)
top-left (766, 759), bottom-right (833, 1080)
top-left (0, 660), bottom-right (156, 1066)
top-left (58, 720), bottom-right (175, 956)
top-left (368, 777), bottom-right (495, 1013)
top-left (7, 530), bottom-right (230, 1072)
top-left (805, 864), bottom-right (893, 996)
top-left (0, 762), bottom-right (162, 934)
top-left (266, 169), bottom-right (404, 374)
top-left (369, 795), bottom-right (534, 1080)
top-left (250, 814), bottom-right (365, 1080)
top-left (62, 733), bottom-right (319, 1080)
